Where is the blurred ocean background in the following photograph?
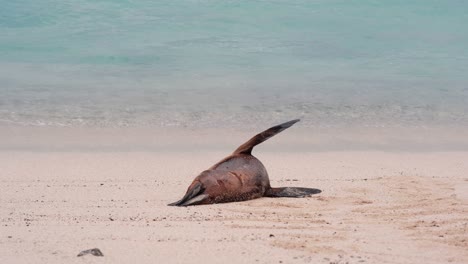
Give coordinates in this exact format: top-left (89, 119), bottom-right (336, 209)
top-left (0, 0), bottom-right (467, 128)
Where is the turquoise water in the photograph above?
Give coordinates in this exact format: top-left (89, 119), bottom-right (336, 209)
top-left (1, 0), bottom-right (467, 128)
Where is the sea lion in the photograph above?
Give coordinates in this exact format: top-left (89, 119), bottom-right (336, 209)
top-left (169, 119), bottom-right (321, 206)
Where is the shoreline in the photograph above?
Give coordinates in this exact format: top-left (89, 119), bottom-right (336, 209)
top-left (1, 124), bottom-right (468, 152)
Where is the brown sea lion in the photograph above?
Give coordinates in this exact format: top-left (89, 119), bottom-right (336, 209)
top-left (169, 119), bottom-right (321, 206)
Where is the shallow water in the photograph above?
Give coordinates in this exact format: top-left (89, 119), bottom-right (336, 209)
top-left (1, 0), bottom-right (467, 128)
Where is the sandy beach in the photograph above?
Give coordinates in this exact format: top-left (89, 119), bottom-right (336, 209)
top-left (0, 126), bottom-right (467, 264)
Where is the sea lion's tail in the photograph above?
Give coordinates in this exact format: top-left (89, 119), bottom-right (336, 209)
top-left (233, 119), bottom-right (300, 155)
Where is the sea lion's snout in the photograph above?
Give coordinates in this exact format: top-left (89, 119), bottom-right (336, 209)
top-left (168, 180), bottom-right (208, 206)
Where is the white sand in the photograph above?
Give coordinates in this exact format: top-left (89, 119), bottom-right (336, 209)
top-left (0, 127), bottom-right (467, 263)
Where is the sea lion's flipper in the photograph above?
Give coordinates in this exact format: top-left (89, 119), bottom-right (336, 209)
top-left (233, 119), bottom-right (300, 155)
top-left (265, 187), bottom-right (321, 198)
top-left (168, 182), bottom-right (204, 206)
